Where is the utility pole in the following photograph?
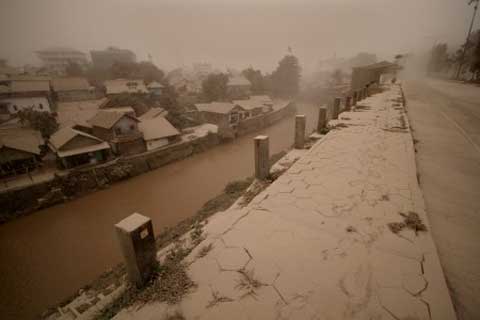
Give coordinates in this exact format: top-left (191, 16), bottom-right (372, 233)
top-left (456, 0), bottom-right (479, 79)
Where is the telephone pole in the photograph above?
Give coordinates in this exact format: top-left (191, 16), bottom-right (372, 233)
top-left (456, 0), bottom-right (479, 79)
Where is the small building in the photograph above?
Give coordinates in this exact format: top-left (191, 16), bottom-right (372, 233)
top-left (351, 61), bottom-right (400, 90)
top-left (0, 128), bottom-right (43, 176)
top-left (146, 81), bottom-right (164, 96)
top-left (139, 117), bottom-right (180, 151)
top-left (226, 75), bottom-right (251, 99)
top-left (0, 80), bottom-right (52, 115)
top-left (89, 110), bottom-right (146, 155)
top-left (48, 126), bottom-right (111, 169)
top-left (51, 77), bottom-right (96, 102)
top-left (104, 79), bottom-right (148, 96)
top-left (233, 95), bottom-right (274, 118)
top-left (194, 102), bottom-right (247, 128)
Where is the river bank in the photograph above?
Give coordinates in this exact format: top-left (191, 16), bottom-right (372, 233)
top-left (0, 101), bottom-right (319, 320)
top-left (0, 103), bottom-right (296, 224)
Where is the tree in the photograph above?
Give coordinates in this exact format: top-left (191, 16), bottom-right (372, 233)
top-left (201, 73), bottom-right (229, 101)
top-left (109, 61), bottom-right (164, 84)
top-left (331, 68), bottom-right (344, 85)
top-left (242, 67), bottom-right (266, 94)
top-left (65, 61), bottom-right (84, 77)
top-left (271, 54), bottom-right (301, 98)
top-left (17, 109), bottom-right (58, 138)
top-left (469, 31), bottom-right (480, 81)
top-left (428, 43), bottom-right (449, 73)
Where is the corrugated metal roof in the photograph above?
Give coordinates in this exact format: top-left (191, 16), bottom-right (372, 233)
top-left (0, 128), bottom-right (43, 155)
top-left (139, 117), bottom-right (179, 141)
top-left (194, 102), bottom-right (237, 114)
top-left (89, 110), bottom-right (139, 129)
top-left (139, 108), bottom-right (167, 120)
top-left (49, 126), bottom-right (103, 150)
top-left (104, 79), bottom-right (148, 95)
top-left (10, 81), bottom-right (50, 93)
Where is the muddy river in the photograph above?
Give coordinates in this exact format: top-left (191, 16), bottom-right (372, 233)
top-left (0, 103), bottom-right (320, 319)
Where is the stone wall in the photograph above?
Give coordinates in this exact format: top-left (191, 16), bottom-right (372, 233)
top-left (236, 102), bottom-right (296, 136)
top-left (0, 132), bottom-right (220, 224)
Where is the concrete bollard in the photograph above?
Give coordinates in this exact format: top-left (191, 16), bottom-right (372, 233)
top-left (317, 107), bottom-right (327, 132)
top-left (294, 115), bottom-right (306, 149)
top-left (332, 97), bottom-right (341, 119)
top-left (366, 85), bottom-right (370, 97)
top-left (352, 91), bottom-right (358, 106)
top-left (115, 213), bottom-right (157, 287)
top-left (358, 89), bottom-right (363, 101)
top-left (254, 135), bottom-right (270, 180)
top-left (345, 96), bottom-right (352, 111)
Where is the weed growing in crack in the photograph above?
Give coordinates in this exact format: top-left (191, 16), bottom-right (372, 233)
top-left (235, 269), bottom-right (263, 299)
top-left (197, 243), bottom-right (214, 259)
top-left (387, 211), bottom-right (427, 236)
top-left (206, 290), bottom-right (234, 308)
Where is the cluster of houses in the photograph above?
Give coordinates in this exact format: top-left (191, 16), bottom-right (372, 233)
top-left (0, 75), bottom-right (181, 176)
top-left (0, 46), bottom-right (287, 179)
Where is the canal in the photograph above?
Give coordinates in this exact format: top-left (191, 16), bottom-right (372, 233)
top-left (0, 102), bottom-right (320, 319)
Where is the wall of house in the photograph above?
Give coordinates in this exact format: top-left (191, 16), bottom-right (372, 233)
top-left (0, 147), bottom-right (35, 163)
top-left (114, 138), bottom-right (146, 155)
top-left (56, 90), bottom-right (96, 102)
top-left (146, 138), bottom-right (169, 151)
top-left (0, 97), bottom-right (51, 114)
top-left (92, 126), bottom-right (114, 142)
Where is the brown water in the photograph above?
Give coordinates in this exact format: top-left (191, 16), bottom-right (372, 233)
top-left (0, 103), bottom-right (319, 320)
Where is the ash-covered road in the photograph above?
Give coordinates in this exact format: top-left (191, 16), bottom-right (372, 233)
top-left (404, 78), bottom-right (480, 320)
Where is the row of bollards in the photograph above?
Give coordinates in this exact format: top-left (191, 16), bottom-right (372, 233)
top-left (115, 81), bottom-right (379, 287)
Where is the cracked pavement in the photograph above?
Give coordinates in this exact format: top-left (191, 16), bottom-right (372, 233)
top-left (114, 85), bottom-right (456, 320)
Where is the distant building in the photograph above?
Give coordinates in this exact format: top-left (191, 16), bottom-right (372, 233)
top-left (90, 47), bottom-right (136, 70)
top-left (146, 81), bottom-right (164, 96)
top-left (48, 126), bottom-right (111, 169)
top-left (104, 79), bottom-right (148, 96)
top-left (233, 95), bottom-right (274, 117)
top-left (0, 128), bottom-right (44, 176)
top-left (226, 75), bottom-right (251, 99)
top-left (89, 110), bottom-right (145, 155)
top-left (0, 80), bottom-right (52, 117)
top-left (35, 47), bottom-right (88, 75)
top-left (139, 117), bottom-right (180, 151)
top-left (51, 77), bottom-right (96, 102)
top-left (194, 102), bottom-right (248, 129)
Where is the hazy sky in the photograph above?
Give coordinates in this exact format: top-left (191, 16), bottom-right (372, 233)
top-left (0, 0), bottom-right (478, 73)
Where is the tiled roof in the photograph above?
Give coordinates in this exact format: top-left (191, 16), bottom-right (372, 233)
top-left (139, 117), bottom-right (180, 141)
top-left (0, 128), bottom-right (43, 155)
top-left (194, 102), bottom-right (236, 114)
top-left (51, 77), bottom-right (91, 92)
top-left (89, 110), bottom-right (138, 129)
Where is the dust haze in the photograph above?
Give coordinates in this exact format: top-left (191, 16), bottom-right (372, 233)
top-left (0, 0), bottom-right (475, 72)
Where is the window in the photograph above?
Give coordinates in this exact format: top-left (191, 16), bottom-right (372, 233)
top-left (115, 127), bottom-right (122, 135)
top-left (39, 103), bottom-right (43, 110)
top-left (129, 124), bottom-right (135, 130)
top-left (13, 105), bottom-right (18, 111)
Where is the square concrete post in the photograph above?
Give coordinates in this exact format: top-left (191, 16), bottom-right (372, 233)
top-left (254, 135), bottom-right (270, 180)
top-left (294, 115), bottom-right (306, 149)
top-left (345, 96), bottom-right (352, 111)
top-left (358, 89), bottom-right (363, 101)
top-left (317, 107), bottom-right (327, 132)
top-left (115, 213), bottom-right (157, 287)
top-left (352, 91), bottom-right (358, 106)
top-left (332, 97), bottom-right (341, 120)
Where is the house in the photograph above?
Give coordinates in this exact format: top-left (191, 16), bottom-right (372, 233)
top-left (88, 110), bottom-right (146, 155)
top-left (139, 117), bottom-right (180, 151)
top-left (139, 107), bottom-right (168, 120)
top-left (48, 126), bottom-right (111, 169)
top-left (194, 102), bottom-right (247, 128)
top-left (226, 75), bottom-right (251, 99)
top-left (233, 96), bottom-right (274, 118)
top-left (0, 128), bottom-right (43, 176)
top-left (0, 80), bottom-right (52, 116)
top-left (104, 79), bottom-right (148, 96)
top-left (146, 81), bottom-right (164, 96)
top-left (51, 77), bottom-right (96, 102)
